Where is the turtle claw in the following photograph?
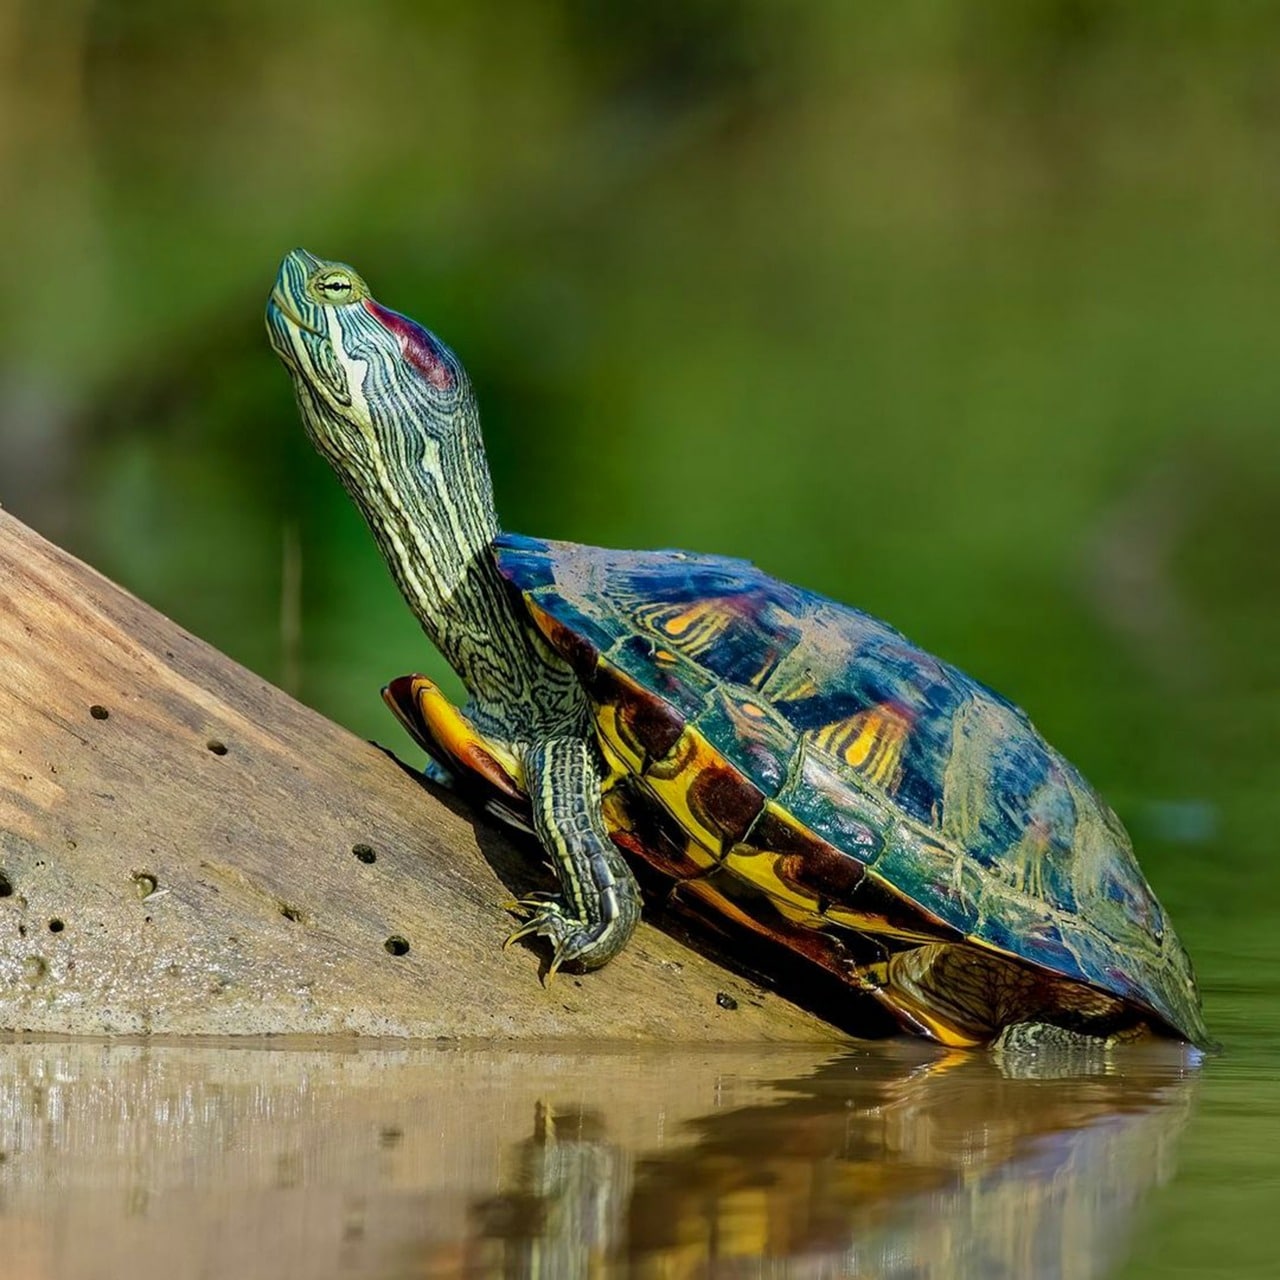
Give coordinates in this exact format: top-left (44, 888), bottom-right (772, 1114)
top-left (502, 916), bottom-right (545, 949)
top-left (502, 897), bottom-right (571, 950)
top-left (501, 890), bottom-right (558, 918)
top-left (545, 947), bottom-right (571, 985)
top-left (501, 896), bottom-right (616, 975)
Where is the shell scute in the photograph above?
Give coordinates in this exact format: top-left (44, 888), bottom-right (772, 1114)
top-left (769, 623), bottom-right (969, 830)
top-left (604, 633), bottom-right (708, 720)
top-left (781, 750), bottom-right (890, 862)
top-left (691, 686), bottom-right (796, 796)
top-left (745, 802), bottom-right (878, 902)
top-left (587, 661), bottom-right (686, 767)
top-left (683, 756), bottom-right (766, 847)
top-left (642, 726), bottom-right (767, 855)
top-left (493, 533), bottom-right (1208, 1043)
top-left (523, 592), bottom-right (612, 678)
top-left (828, 871), bottom-right (964, 942)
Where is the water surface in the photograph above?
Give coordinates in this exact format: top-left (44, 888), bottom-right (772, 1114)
top-left (3, 1011), bottom-right (1273, 1279)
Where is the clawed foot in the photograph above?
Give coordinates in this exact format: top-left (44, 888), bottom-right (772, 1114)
top-left (991, 1022), bottom-right (1122, 1055)
top-left (503, 896), bottom-right (622, 979)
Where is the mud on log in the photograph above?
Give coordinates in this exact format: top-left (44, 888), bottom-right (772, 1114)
top-left (0, 510), bottom-right (840, 1041)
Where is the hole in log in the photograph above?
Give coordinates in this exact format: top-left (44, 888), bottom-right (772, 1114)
top-left (384, 935), bottom-right (410, 957)
top-left (89, 705), bottom-right (109, 720)
top-left (279, 904), bottom-right (303, 923)
top-left (352, 844), bottom-right (377, 864)
top-left (133, 872), bottom-right (158, 899)
top-left (715, 991), bottom-right (739, 1011)
top-left (48, 918), bottom-right (65, 934)
top-left (0, 871), bottom-right (12, 898)
top-left (206, 739), bottom-right (228, 756)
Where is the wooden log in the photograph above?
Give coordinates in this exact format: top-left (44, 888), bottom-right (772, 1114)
top-left (0, 509), bottom-right (841, 1041)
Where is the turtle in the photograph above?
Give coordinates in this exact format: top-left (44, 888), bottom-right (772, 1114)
top-left (265, 247), bottom-right (1209, 1049)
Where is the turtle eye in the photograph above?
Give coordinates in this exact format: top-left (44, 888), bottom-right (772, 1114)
top-left (309, 269), bottom-right (365, 305)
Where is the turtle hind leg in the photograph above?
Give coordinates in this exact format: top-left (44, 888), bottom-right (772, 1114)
top-left (989, 1021), bottom-right (1155, 1079)
top-left (860, 942), bottom-right (1134, 1049)
top-left (507, 736), bottom-right (642, 975)
top-left (383, 674), bottom-right (525, 807)
top-left (990, 1022), bottom-right (1143, 1055)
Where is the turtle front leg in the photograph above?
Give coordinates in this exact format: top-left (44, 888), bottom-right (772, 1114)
top-left (506, 736), bottom-right (642, 976)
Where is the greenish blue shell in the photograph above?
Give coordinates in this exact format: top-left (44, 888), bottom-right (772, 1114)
top-left (495, 533), bottom-right (1208, 1045)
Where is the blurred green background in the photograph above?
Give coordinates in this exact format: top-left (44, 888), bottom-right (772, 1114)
top-left (2, 5), bottom-right (1279, 1270)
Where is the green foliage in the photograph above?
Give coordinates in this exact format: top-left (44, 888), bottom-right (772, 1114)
top-left (7, 3), bottom-right (1278, 856)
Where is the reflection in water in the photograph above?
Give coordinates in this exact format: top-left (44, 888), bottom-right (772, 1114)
top-left (454, 1045), bottom-right (1197, 1279)
top-left (474, 1102), bottom-right (635, 1277)
top-left (0, 1038), bottom-right (1196, 1280)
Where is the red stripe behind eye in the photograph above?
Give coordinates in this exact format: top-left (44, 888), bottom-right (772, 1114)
top-left (362, 299), bottom-right (454, 391)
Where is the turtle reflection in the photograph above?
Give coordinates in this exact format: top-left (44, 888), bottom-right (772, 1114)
top-left (465, 1045), bottom-right (1197, 1278)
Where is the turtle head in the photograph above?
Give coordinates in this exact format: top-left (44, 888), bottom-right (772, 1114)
top-left (265, 248), bottom-right (471, 475)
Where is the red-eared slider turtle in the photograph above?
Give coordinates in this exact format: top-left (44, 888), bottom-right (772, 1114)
top-left (266, 248), bottom-right (1208, 1049)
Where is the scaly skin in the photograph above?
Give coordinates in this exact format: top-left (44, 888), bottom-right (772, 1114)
top-left (266, 249), bottom-right (641, 971)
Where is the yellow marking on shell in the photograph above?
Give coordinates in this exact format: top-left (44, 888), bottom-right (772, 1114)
top-left (600, 788), bottom-right (631, 835)
top-left (723, 829), bottom-right (940, 941)
top-left (522, 595), bottom-right (563, 645)
top-left (731, 802), bottom-right (946, 943)
top-left (520, 595), bottom-right (585, 673)
top-left (639, 601), bottom-right (736, 657)
top-left (641, 728), bottom-right (728, 856)
top-left (809, 704), bottom-right (909, 789)
top-left (822, 903), bottom-right (943, 942)
top-left (653, 648), bottom-right (679, 666)
top-left (769, 668), bottom-right (820, 701)
top-left (590, 668), bottom-right (743, 867)
top-left (592, 699), bottom-right (645, 774)
top-left (678, 869), bottom-right (777, 935)
top-left (715, 694), bottom-right (783, 754)
top-left (666, 833), bottom-right (719, 877)
top-left (721, 845), bottom-right (827, 928)
top-left (660, 604), bottom-right (705, 637)
top-left (594, 734), bottom-right (634, 792)
top-left (601, 784), bottom-right (718, 881)
top-left (597, 683), bottom-right (946, 942)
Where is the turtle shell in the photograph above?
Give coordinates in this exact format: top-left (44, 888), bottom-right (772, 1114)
top-left (494, 533), bottom-right (1208, 1045)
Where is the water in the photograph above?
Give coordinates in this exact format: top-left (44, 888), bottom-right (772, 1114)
top-left (2, 1010), bottom-right (1275, 1279)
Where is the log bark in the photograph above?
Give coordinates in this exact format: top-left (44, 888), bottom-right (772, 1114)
top-left (0, 509), bottom-right (840, 1041)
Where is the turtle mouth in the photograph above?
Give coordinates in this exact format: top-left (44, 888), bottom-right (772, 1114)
top-left (267, 289), bottom-right (324, 338)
